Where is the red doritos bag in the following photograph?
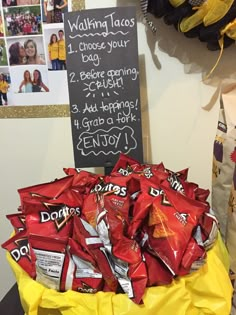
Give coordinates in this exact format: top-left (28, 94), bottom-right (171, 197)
top-left (63, 168), bottom-right (101, 195)
top-left (2, 230), bottom-right (35, 278)
top-left (18, 176), bottom-right (74, 210)
top-left (198, 209), bottom-right (219, 250)
top-left (96, 199), bottom-right (147, 304)
top-left (143, 251), bottom-right (173, 287)
top-left (26, 202), bottom-right (78, 240)
top-left (141, 185), bottom-right (208, 275)
top-left (73, 216), bottom-right (118, 293)
top-left (6, 213), bottom-right (26, 232)
top-left (29, 234), bottom-right (67, 291)
top-left (111, 153), bottom-right (143, 176)
top-left (83, 176), bottom-right (131, 227)
top-left (67, 238), bottom-right (104, 293)
top-left (127, 178), bottom-right (165, 238)
top-left (178, 234), bottom-right (206, 276)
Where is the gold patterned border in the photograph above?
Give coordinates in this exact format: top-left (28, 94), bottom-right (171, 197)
top-left (0, 0), bottom-right (85, 119)
top-left (0, 104), bottom-right (70, 118)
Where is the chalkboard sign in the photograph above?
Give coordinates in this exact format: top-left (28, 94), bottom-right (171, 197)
top-left (64, 6), bottom-right (143, 168)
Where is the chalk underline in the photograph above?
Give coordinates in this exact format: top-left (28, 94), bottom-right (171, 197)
top-left (69, 31), bottom-right (129, 39)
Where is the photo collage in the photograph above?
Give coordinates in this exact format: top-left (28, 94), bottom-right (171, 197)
top-left (0, 0), bottom-right (68, 105)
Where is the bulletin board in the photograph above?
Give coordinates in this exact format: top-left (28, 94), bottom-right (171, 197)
top-left (0, 0), bottom-right (84, 118)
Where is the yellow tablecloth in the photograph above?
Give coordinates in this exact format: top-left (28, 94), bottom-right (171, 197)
top-left (7, 233), bottom-right (233, 315)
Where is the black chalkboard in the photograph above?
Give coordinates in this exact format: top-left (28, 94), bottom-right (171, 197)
top-left (64, 6), bottom-right (143, 168)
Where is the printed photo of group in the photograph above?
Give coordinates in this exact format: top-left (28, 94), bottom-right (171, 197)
top-left (0, 0), bottom-right (68, 105)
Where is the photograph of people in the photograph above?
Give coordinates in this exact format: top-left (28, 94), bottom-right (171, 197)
top-left (11, 65), bottom-right (49, 95)
top-left (43, 0), bottom-right (68, 23)
top-left (24, 39), bottom-right (45, 64)
top-left (3, 6), bottom-right (42, 37)
top-left (44, 27), bottom-right (66, 71)
top-left (0, 15), bottom-right (4, 37)
top-left (18, 70), bottom-right (32, 93)
top-left (8, 41), bottom-right (26, 65)
top-left (32, 69), bottom-right (49, 92)
top-left (2, 0), bottom-right (40, 6)
top-left (0, 39), bottom-right (8, 66)
top-left (2, 0), bottom-right (17, 6)
top-left (7, 36), bottom-right (46, 66)
top-left (48, 33), bottom-right (58, 70)
top-left (58, 29), bottom-right (66, 70)
top-left (0, 73), bottom-right (9, 105)
top-left (54, 0), bottom-right (68, 23)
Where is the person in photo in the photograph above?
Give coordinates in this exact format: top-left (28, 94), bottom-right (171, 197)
top-left (32, 69), bottom-right (49, 92)
top-left (44, 0), bottom-right (54, 24)
top-left (0, 73), bottom-right (9, 105)
top-left (24, 39), bottom-right (45, 65)
top-left (0, 45), bottom-right (3, 63)
top-left (48, 33), bottom-right (59, 70)
top-left (54, 0), bottom-right (67, 23)
top-left (9, 42), bottom-right (26, 65)
top-left (0, 15), bottom-right (4, 37)
top-left (18, 70), bottom-right (33, 93)
top-left (58, 29), bottom-right (66, 70)
top-left (2, 0), bottom-right (17, 6)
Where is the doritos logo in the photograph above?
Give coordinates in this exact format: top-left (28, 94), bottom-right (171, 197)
top-left (167, 175), bottom-right (184, 194)
top-left (161, 194), bottom-right (171, 206)
top-left (118, 167), bottom-right (133, 176)
top-left (174, 212), bottom-right (188, 226)
top-left (143, 167), bottom-right (153, 179)
top-left (91, 183), bottom-right (127, 197)
top-left (77, 281), bottom-right (98, 293)
top-left (10, 238), bottom-right (30, 262)
top-left (149, 187), bottom-right (163, 197)
top-left (40, 206), bottom-right (80, 231)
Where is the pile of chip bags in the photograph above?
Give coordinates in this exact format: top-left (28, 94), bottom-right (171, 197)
top-left (145, 0), bottom-right (236, 51)
top-left (2, 154), bottom-right (222, 305)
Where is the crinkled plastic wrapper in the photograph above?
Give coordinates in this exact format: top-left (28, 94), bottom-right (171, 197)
top-left (7, 233), bottom-right (232, 315)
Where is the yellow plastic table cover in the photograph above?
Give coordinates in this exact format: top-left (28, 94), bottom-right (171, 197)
top-left (7, 233), bottom-right (233, 315)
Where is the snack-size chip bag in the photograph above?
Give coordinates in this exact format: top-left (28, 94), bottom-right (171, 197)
top-left (111, 153), bottom-right (143, 176)
top-left (26, 202), bottom-right (79, 239)
top-left (128, 178), bottom-right (165, 238)
top-left (51, 188), bottom-right (84, 209)
top-left (22, 188), bottom-right (82, 214)
top-left (29, 234), bottom-right (67, 291)
top-left (18, 175), bottom-right (74, 210)
top-left (63, 169), bottom-right (101, 195)
top-left (6, 213), bottom-right (26, 232)
top-left (67, 238), bottom-right (104, 293)
top-left (161, 172), bottom-right (197, 199)
top-left (194, 186), bottom-right (210, 202)
top-left (83, 176), bottom-right (131, 226)
top-left (178, 235), bottom-right (206, 276)
top-left (96, 199), bottom-right (147, 304)
top-left (2, 230), bottom-right (35, 278)
top-left (143, 251), bottom-right (173, 287)
top-left (198, 209), bottom-right (219, 250)
top-left (142, 185), bottom-right (208, 275)
top-left (73, 215), bottom-right (119, 293)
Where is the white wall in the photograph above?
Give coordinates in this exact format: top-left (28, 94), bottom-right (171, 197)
top-left (1, 0), bottom-right (236, 300)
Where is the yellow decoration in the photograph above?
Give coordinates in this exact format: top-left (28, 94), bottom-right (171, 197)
top-left (203, 0), bottom-right (234, 26)
top-left (221, 18), bottom-right (236, 39)
top-left (169, 0), bottom-right (186, 7)
top-left (6, 233), bottom-right (233, 315)
top-left (179, 0), bottom-right (234, 32)
top-left (179, 0), bottom-right (212, 32)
